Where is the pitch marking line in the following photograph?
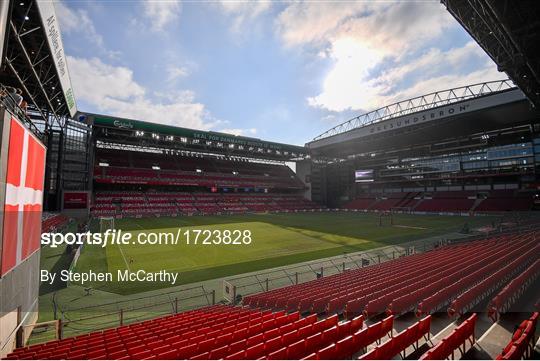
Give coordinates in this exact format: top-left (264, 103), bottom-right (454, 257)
top-left (392, 225), bottom-right (428, 230)
top-left (117, 243), bottom-right (132, 272)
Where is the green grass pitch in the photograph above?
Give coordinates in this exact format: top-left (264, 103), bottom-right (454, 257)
top-left (73, 212), bottom-right (495, 294)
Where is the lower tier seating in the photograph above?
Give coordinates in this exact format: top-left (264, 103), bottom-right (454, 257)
top-left (344, 189), bottom-right (533, 213)
top-left (495, 312), bottom-right (538, 360)
top-left (42, 213), bottom-right (69, 232)
top-left (91, 191), bottom-right (322, 217)
top-left (359, 316), bottom-right (431, 360)
top-left (243, 231), bottom-right (538, 322)
top-left (420, 313), bottom-right (478, 360)
top-left (6, 306), bottom-right (389, 360)
top-left (488, 259), bottom-right (540, 321)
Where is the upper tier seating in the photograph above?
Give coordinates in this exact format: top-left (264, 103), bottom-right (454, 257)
top-left (94, 149), bottom-right (305, 190)
top-left (243, 231), bottom-right (539, 321)
top-left (91, 191), bottom-right (322, 217)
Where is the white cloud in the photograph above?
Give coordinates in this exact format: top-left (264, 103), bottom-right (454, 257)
top-left (219, 0), bottom-right (271, 32)
top-left (276, 1), bottom-right (503, 113)
top-left (218, 128), bottom-right (257, 136)
top-left (166, 65), bottom-right (189, 81)
top-left (67, 56), bottom-right (218, 130)
top-left (142, 0), bottom-right (182, 31)
top-left (308, 41), bottom-right (501, 112)
top-left (55, 1), bottom-right (119, 58)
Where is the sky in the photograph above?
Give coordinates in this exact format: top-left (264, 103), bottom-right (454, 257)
top-left (57, 0), bottom-right (506, 146)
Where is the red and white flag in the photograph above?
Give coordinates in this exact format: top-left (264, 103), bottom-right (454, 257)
top-left (1, 117), bottom-right (46, 276)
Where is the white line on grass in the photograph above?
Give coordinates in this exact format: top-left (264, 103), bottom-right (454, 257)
top-left (117, 243), bottom-right (131, 272)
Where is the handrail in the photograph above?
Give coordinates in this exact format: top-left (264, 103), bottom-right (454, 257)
top-left (0, 83), bottom-right (44, 139)
top-left (313, 79), bottom-right (515, 141)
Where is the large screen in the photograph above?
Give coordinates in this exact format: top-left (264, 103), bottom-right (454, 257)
top-left (0, 117), bottom-right (46, 276)
top-left (355, 169), bottom-right (374, 183)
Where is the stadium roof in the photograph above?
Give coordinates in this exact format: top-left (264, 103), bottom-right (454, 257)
top-left (0, 0), bottom-right (77, 125)
top-left (86, 112), bottom-right (308, 161)
top-left (308, 81), bottom-right (540, 158)
top-left (311, 80), bottom-right (515, 141)
top-left (442, 0), bottom-right (540, 108)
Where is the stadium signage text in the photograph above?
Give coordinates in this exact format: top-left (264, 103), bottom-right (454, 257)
top-left (113, 120), bottom-right (134, 129)
top-left (309, 89), bottom-right (527, 148)
top-left (36, 0), bottom-right (78, 117)
top-left (93, 116), bottom-right (305, 153)
top-left (368, 104), bottom-right (471, 134)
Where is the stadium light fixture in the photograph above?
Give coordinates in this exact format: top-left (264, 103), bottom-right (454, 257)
top-left (166, 135), bottom-right (174, 141)
top-left (196, 168), bottom-right (202, 173)
top-left (152, 165), bottom-right (160, 170)
top-left (136, 131), bottom-right (144, 136)
top-left (99, 162), bottom-right (109, 167)
top-left (232, 171), bottom-right (238, 175)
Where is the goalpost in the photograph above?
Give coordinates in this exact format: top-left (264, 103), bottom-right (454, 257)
top-left (99, 217), bottom-right (115, 233)
top-left (378, 211), bottom-right (394, 226)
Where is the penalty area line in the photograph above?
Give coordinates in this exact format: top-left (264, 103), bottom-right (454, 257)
top-left (117, 243), bottom-right (132, 272)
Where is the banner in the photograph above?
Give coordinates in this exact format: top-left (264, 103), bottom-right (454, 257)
top-left (36, 0), bottom-right (78, 117)
top-left (1, 117), bottom-right (46, 276)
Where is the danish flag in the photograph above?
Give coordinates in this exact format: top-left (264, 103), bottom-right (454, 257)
top-left (0, 117), bottom-right (46, 276)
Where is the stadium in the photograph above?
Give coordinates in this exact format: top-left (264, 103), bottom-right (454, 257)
top-left (0, 0), bottom-right (539, 360)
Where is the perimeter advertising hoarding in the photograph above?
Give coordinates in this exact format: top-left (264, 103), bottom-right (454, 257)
top-left (0, 116), bottom-right (46, 276)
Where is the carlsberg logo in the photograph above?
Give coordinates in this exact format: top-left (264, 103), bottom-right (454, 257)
top-left (114, 120), bottom-right (134, 129)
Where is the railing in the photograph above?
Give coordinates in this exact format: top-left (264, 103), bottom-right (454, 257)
top-left (223, 236), bottom-right (446, 304)
top-left (224, 218), bottom-right (540, 304)
top-left (28, 285), bottom-right (217, 345)
top-left (0, 83), bottom-right (44, 139)
top-left (313, 79), bottom-right (515, 141)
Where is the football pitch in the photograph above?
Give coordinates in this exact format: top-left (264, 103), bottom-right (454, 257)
top-left (74, 212), bottom-right (496, 294)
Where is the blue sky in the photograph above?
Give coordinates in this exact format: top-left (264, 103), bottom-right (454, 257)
top-left (57, 0), bottom-right (504, 146)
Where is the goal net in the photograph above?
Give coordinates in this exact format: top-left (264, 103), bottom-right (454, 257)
top-left (99, 217), bottom-right (115, 233)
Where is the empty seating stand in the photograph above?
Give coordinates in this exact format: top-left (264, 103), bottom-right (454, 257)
top-left (42, 213), bottom-right (69, 232)
top-left (488, 258), bottom-right (540, 321)
top-left (243, 231), bottom-right (538, 322)
top-left (447, 243), bottom-right (540, 317)
top-left (359, 316), bottom-right (431, 360)
top-left (92, 191), bottom-right (322, 218)
top-left (495, 312), bottom-right (538, 360)
top-left (420, 313), bottom-right (477, 360)
top-left (344, 189), bottom-right (534, 213)
top-left (6, 306), bottom-right (379, 360)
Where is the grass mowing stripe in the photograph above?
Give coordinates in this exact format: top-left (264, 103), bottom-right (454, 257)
top-left (72, 212), bottom-right (495, 295)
